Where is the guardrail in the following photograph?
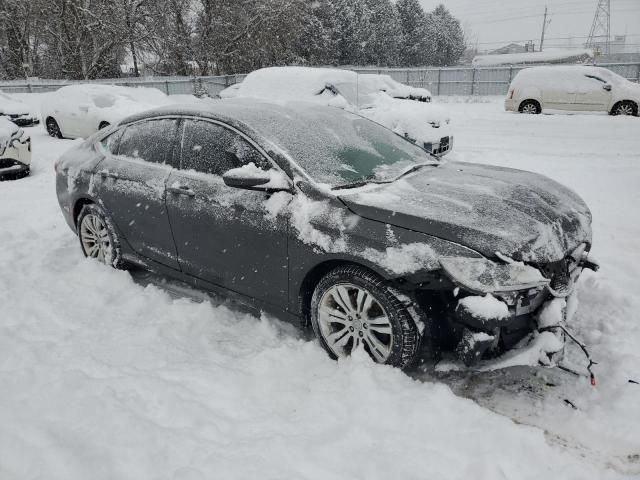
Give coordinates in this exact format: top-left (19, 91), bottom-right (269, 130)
top-left (1, 63), bottom-right (638, 97)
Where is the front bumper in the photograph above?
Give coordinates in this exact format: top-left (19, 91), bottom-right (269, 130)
top-left (442, 244), bottom-right (597, 365)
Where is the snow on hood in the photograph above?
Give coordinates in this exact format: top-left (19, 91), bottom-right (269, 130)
top-left (0, 116), bottom-right (19, 140)
top-left (359, 94), bottom-right (451, 144)
top-left (0, 90), bottom-right (35, 116)
top-left (339, 161), bottom-right (592, 264)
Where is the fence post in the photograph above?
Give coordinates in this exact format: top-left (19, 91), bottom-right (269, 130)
top-left (637, 63), bottom-right (640, 83)
top-left (164, 80), bottom-right (170, 95)
top-left (471, 68), bottom-right (476, 95)
top-left (509, 66), bottom-right (513, 83)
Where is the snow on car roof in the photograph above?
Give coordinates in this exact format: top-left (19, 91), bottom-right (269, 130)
top-left (511, 65), bottom-right (625, 85)
top-left (223, 67), bottom-right (431, 108)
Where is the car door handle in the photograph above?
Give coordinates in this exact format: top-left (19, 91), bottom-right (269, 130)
top-left (167, 185), bottom-right (195, 197)
top-left (99, 170), bottom-right (119, 179)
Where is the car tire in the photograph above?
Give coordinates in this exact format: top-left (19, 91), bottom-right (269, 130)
top-left (310, 265), bottom-right (424, 369)
top-left (610, 101), bottom-right (638, 116)
top-left (519, 100), bottom-right (541, 114)
top-left (77, 203), bottom-right (126, 269)
top-left (98, 121), bottom-right (111, 130)
top-left (46, 117), bottom-right (63, 138)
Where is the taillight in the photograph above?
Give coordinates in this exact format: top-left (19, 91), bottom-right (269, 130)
top-left (508, 89), bottom-right (514, 99)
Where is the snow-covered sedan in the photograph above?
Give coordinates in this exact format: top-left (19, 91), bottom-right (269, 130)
top-left (41, 84), bottom-right (174, 139)
top-left (506, 65), bottom-right (640, 116)
top-left (0, 116), bottom-right (31, 179)
top-left (0, 90), bottom-right (39, 126)
top-left (220, 67), bottom-right (453, 156)
top-left (54, 100), bottom-right (598, 370)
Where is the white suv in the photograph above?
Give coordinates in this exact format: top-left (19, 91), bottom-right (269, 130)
top-left (505, 65), bottom-right (639, 116)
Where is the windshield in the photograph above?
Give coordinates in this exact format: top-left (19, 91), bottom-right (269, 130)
top-left (264, 108), bottom-right (434, 186)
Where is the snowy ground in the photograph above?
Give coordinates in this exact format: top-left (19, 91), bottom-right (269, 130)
top-left (1, 95), bottom-right (639, 479)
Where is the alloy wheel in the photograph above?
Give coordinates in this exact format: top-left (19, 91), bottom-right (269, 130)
top-left (317, 283), bottom-right (393, 363)
top-left (615, 103), bottom-right (634, 116)
top-left (521, 103), bottom-right (539, 114)
top-left (79, 213), bottom-right (113, 264)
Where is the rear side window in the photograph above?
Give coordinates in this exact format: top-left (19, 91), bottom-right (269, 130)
top-left (179, 120), bottom-right (269, 175)
top-left (117, 118), bottom-right (179, 166)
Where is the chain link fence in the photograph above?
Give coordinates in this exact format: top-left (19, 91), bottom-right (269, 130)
top-left (1, 63), bottom-right (638, 97)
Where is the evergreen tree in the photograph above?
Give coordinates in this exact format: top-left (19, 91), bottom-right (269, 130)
top-left (426, 4), bottom-right (465, 66)
top-left (395, 0), bottom-right (431, 66)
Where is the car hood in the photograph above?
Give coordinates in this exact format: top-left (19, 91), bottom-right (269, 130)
top-left (338, 161), bottom-right (592, 264)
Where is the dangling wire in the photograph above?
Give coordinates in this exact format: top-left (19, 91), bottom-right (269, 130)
top-left (540, 324), bottom-right (598, 386)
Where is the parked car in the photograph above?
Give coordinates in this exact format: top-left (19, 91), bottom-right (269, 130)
top-left (0, 116), bottom-right (31, 180)
top-left (505, 65), bottom-right (640, 116)
top-left (0, 90), bottom-right (39, 126)
top-left (55, 100), bottom-right (597, 369)
top-left (220, 67), bottom-right (453, 156)
top-left (41, 84), bottom-right (174, 139)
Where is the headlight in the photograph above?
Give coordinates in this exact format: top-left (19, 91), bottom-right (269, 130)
top-left (440, 256), bottom-right (549, 295)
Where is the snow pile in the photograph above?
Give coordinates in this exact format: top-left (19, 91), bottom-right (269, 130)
top-left (472, 49), bottom-right (593, 66)
top-left (458, 294), bottom-right (510, 320)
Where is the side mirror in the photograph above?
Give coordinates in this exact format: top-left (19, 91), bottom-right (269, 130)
top-left (223, 165), bottom-right (292, 192)
top-left (223, 168), bottom-right (271, 189)
top-left (603, 84), bottom-right (612, 92)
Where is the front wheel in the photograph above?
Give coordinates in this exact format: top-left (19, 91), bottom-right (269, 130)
top-left (611, 101), bottom-right (638, 116)
top-left (77, 203), bottom-right (126, 269)
top-left (310, 265), bottom-right (424, 369)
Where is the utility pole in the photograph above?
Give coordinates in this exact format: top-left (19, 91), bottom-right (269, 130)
top-left (539, 5), bottom-right (551, 51)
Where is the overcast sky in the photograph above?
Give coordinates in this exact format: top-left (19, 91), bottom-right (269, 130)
top-left (419, 0), bottom-right (640, 52)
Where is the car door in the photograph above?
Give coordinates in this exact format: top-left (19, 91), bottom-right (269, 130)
top-left (572, 74), bottom-right (612, 112)
top-left (541, 72), bottom-right (575, 110)
top-left (61, 90), bottom-right (92, 138)
top-left (93, 117), bottom-right (181, 269)
top-left (165, 118), bottom-right (290, 306)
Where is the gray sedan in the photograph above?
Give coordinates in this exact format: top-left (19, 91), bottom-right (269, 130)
top-left (54, 99), bottom-right (597, 369)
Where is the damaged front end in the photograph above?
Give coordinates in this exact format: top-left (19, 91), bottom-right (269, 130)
top-left (438, 244), bottom-right (599, 367)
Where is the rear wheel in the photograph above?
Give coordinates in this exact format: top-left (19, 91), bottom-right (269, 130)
top-left (46, 117), bottom-right (63, 138)
top-left (611, 101), bottom-right (637, 116)
top-left (519, 100), bottom-right (541, 114)
top-left (77, 203), bottom-right (126, 269)
top-left (310, 265), bottom-right (424, 369)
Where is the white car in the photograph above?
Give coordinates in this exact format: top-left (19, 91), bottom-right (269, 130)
top-left (0, 90), bottom-right (39, 127)
top-left (220, 67), bottom-right (453, 156)
top-left (0, 116), bottom-right (31, 179)
top-left (505, 65), bottom-right (640, 116)
top-left (41, 84), bottom-right (174, 139)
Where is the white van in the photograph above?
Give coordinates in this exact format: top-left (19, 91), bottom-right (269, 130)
top-left (505, 66), bottom-right (639, 116)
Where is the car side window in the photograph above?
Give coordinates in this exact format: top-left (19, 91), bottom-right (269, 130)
top-left (179, 119), bottom-right (270, 175)
top-left (117, 118), bottom-right (179, 166)
top-left (100, 128), bottom-right (125, 154)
